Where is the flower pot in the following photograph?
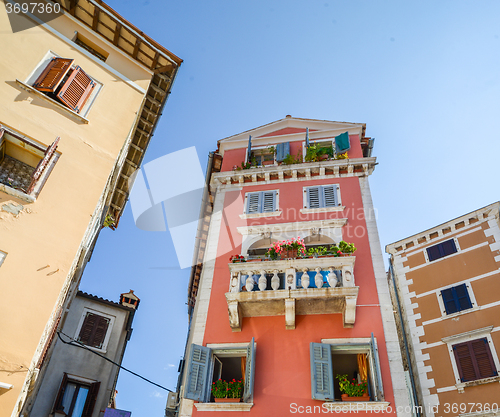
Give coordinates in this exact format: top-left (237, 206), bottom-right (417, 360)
top-left (214, 398), bottom-right (241, 403)
top-left (341, 393), bottom-right (370, 402)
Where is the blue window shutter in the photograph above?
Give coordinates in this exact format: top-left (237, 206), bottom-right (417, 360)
top-left (307, 187), bottom-right (321, 209)
top-left (334, 132), bottom-right (350, 153)
top-left (310, 343), bottom-right (334, 400)
top-left (247, 192), bottom-right (260, 214)
top-left (276, 142), bottom-right (290, 162)
top-left (185, 344), bottom-right (211, 401)
top-left (370, 333), bottom-right (384, 401)
top-left (441, 239), bottom-right (457, 257)
top-left (441, 288), bottom-right (458, 314)
top-left (454, 284), bottom-right (473, 311)
top-left (322, 185), bottom-right (338, 207)
top-left (426, 245), bottom-right (441, 261)
top-left (243, 337), bottom-right (256, 403)
top-left (261, 191), bottom-right (276, 212)
top-left (246, 135), bottom-right (252, 163)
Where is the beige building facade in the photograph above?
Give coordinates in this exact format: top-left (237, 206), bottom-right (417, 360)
top-left (0, 1), bottom-right (181, 416)
top-left (387, 202), bottom-right (500, 417)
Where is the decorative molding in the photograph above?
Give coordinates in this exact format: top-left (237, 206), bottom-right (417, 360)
top-left (300, 206), bottom-right (345, 215)
top-left (239, 211), bottom-right (282, 220)
top-left (441, 325), bottom-right (494, 344)
top-left (322, 401), bottom-right (391, 412)
top-left (194, 402), bottom-right (253, 412)
top-left (237, 219), bottom-right (347, 236)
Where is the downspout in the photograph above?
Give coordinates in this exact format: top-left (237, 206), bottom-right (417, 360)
top-left (389, 261), bottom-right (421, 417)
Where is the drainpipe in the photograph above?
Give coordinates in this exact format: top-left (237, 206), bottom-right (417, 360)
top-left (389, 261), bottom-right (421, 417)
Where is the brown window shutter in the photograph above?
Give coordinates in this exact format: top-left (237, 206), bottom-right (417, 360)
top-left (27, 136), bottom-right (60, 194)
top-left (471, 338), bottom-right (497, 379)
top-left (454, 338), bottom-right (498, 382)
top-left (33, 58), bottom-right (74, 92)
top-left (57, 66), bottom-right (95, 113)
top-left (82, 381), bottom-right (100, 417)
top-left (52, 373), bottom-right (68, 413)
top-left (78, 312), bottom-right (110, 348)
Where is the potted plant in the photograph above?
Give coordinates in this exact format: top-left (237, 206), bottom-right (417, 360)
top-left (338, 240), bottom-right (356, 255)
top-left (212, 379), bottom-right (243, 402)
top-left (266, 238), bottom-right (306, 259)
top-left (307, 246), bottom-right (327, 258)
top-left (229, 255), bottom-right (246, 263)
top-left (335, 374), bottom-right (369, 401)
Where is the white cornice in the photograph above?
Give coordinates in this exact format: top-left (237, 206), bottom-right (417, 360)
top-left (236, 219), bottom-right (347, 236)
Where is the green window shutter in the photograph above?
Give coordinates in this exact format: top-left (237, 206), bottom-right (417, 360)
top-left (185, 344), bottom-right (211, 401)
top-left (334, 132), bottom-right (350, 153)
top-left (370, 333), bottom-right (384, 401)
top-left (307, 187), bottom-right (321, 209)
top-left (322, 185), bottom-right (338, 207)
top-left (262, 191), bottom-right (276, 212)
top-left (310, 343), bottom-right (334, 400)
top-left (243, 337), bottom-right (256, 403)
top-left (247, 192), bottom-right (260, 214)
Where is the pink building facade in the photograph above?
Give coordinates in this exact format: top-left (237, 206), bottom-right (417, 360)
top-left (178, 116), bottom-right (411, 416)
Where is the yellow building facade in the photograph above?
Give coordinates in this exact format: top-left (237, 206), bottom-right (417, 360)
top-left (0, 1), bottom-right (181, 416)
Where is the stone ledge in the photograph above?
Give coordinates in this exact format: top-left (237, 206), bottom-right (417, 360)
top-left (194, 402), bottom-right (253, 412)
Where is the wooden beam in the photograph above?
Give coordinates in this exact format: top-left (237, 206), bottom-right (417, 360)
top-left (69, 0), bottom-right (77, 14)
top-left (132, 39), bottom-right (142, 59)
top-left (153, 64), bottom-right (172, 75)
top-left (113, 23), bottom-right (122, 46)
top-left (92, 6), bottom-right (100, 31)
top-left (150, 51), bottom-right (160, 70)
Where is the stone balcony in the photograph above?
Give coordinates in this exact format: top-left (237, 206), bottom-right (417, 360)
top-left (211, 157), bottom-right (376, 190)
top-left (225, 256), bottom-right (358, 331)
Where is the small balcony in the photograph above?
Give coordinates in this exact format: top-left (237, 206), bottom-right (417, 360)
top-left (225, 256), bottom-right (358, 331)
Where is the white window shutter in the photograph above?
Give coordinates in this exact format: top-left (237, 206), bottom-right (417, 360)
top-left (323, 185), bottom-right (338, 207)
top-left (370, 333), bottom-right (384, 401)
top-left (262, 191), bottom-right (276, 212)
top-left (247, 192), bottom-right (260, 214)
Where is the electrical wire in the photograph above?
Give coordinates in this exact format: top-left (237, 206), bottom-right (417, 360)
top-left (57, 331), bottom-right (172, 392)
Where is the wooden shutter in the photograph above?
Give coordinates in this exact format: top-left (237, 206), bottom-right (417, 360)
top-left (82, 381), bottom-right (100, 417)
top-left (323, 185), bottom-right (338, 207)
top-left (307, 187), bottom-right (321, 209)
top-left (262, 191), bottom-right (276, 212)
top-left (453, 338), bottom-right (498, 382)
top-left (57, 66), bottom-right (95, 113)
top-left (310, 343), bottom-right (334, 400)
top-left (243, 337), bottom-right (256, 403)
top-left (33, 58), bottom-right (74, 92)
top-left (52, 373), bottom-right (68, 413)
top-left (78, 312), bottom-right (110, 349)
top-left (185, 344), bottom-right (211, 401)
top-left (370, 333), bottom-right (384, 401)
top-left (27, 136), bottom-right (60, 194)
top-left (247, 192), bottom-right (260, 214)
top-left (276, 142), bottom-right (290, 162)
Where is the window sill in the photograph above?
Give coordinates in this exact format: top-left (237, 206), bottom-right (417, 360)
top-left (441, 306), bottom-right (479, 320)
top-left (456, 375), bottom-right (500, 393)
top-left (15, 79), bottom-right (89, 124)
top-left (240, 211), bottom-right (282, 219)
top-left (194, 402), bottom-right (253, 411)
top-left (323, 401), bottom-right (391, 411)
top-left (300, 206), bottom-right (345, 214)
top-left (0, 183), bottom-right (35, 203)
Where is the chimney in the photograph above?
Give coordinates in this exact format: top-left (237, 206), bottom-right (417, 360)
top-left (120, 290), bottom-right (140, 310)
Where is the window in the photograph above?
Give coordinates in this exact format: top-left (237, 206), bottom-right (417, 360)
top-left (453, 338), bottom-right (498, 382)
top-left (73, 33), bottom-right (109, 62)
top-left (250, 147), bottom-right (276, 166)
top-left (0, 251), bottom-right (6, 268)
top-left (0, 127), bottom-right (60, 197)
top-left (53, 374), bottom-right (100, 417)
top-left (75, 309), bottom-right (114, 351)
top-left (310, 335), bottom-right (383, 402)
top-left (245, 190), bottom-right (277, 214)
top-left (305, 185), bottom-right (340, 209)
top-left (184, 339), bottom-right (255, 404)
top-left (441, 283), bottom-right (473, 315)
top-left (32, 57), bottom-right (95, 114)
top-left (426, 238), bottom-right (457, 262)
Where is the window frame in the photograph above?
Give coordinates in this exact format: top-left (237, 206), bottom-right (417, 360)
top-left (302, 184), bottom-right (342, 213)
top-left (20, 51), bottom-right (102, 119)
top-left (0, 251), bottom-right (6, 268)
top-left (442, 326), bottom-right (500, 392)
top-left (73, 308), bottom-right (115, 353)
top-left (242, 190), bottom-right (280, 218)
top-left (0, 126), bottom-right (61, 201)
top-left (52, 373), bottom-right (100, 417)
top-left (184, 339), bottom-right (256, 407)
top-left (310, 335), bottom-right (384, 403)
top-left (424, 238), bottom-right (459, 262)
top-left (438, 282), bottom-right (475, 316)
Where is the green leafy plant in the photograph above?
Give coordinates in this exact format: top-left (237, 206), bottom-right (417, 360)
top-left (335, 151), bottom-right (349, 160)
top-left (282, 149), bottom-right (303, 165)
top-left (307, 246), bottom-right (327, 257)
top-left (211, 379), bottom-right (243, 399)
top-left (336, 374), bottom-right (368, 397)
top-left (229, 255), bottom-right (246, 263)
top-left (305, 144), bottom-right (333, 162)
top-left (338, 240), bottom-right (357, 254)
top-left (103, 214), bottom-right (116, 229)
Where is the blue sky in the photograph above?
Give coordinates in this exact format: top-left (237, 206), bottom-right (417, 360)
top-left (79, 1), bottom-right (500, 415)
